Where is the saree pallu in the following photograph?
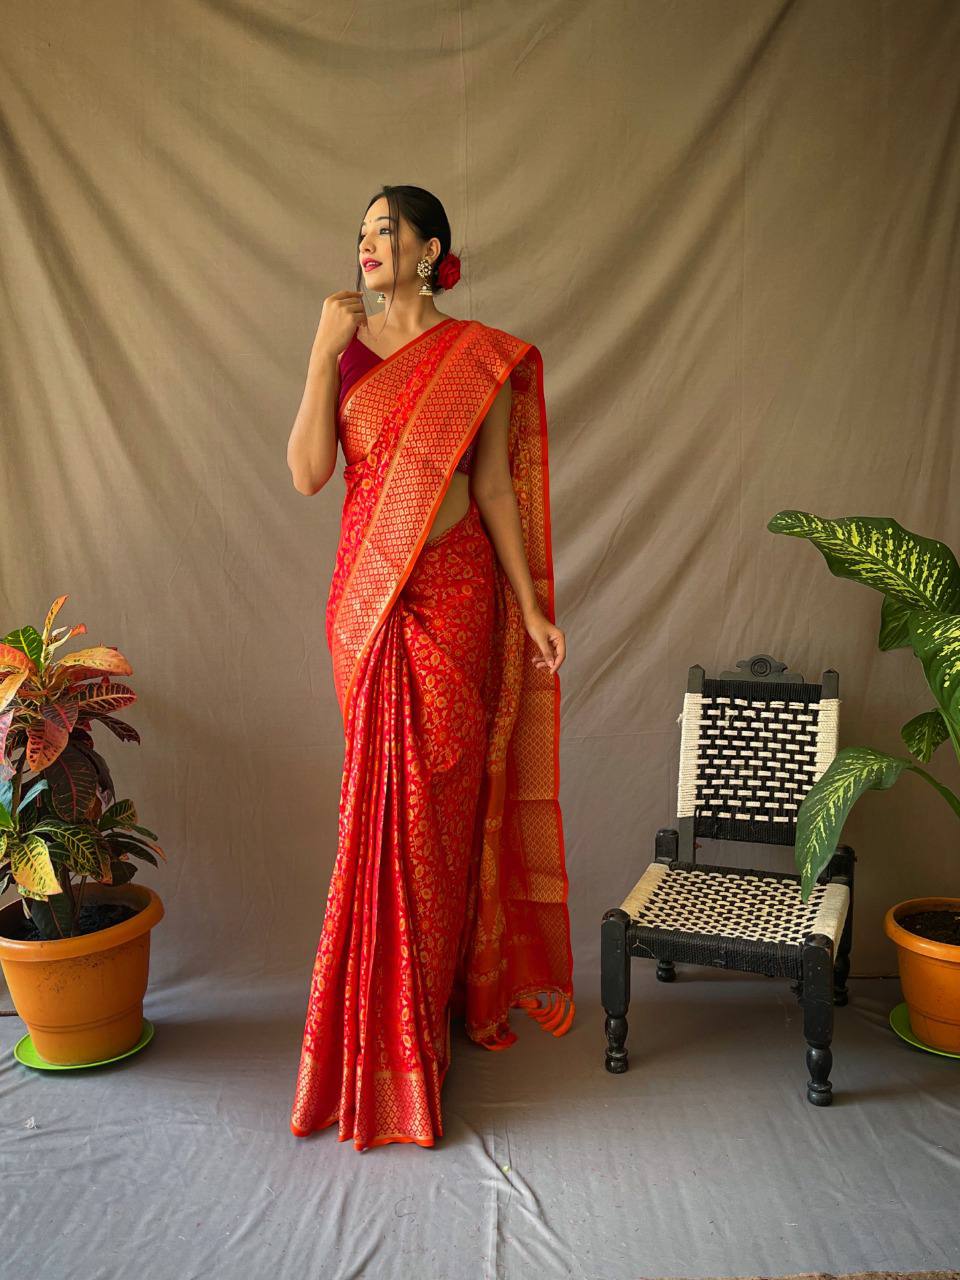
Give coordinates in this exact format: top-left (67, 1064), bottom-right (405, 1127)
top-left (290, 317), bottom-right (573, 1150)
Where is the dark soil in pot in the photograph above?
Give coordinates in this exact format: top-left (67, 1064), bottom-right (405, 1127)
top-left (897, 908), bottom-right (960, 946)
top-left (1, 900), bottom-right (141, 942)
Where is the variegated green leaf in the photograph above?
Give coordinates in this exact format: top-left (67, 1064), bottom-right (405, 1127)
top-left (879, 594), bottom-right (916, 651)
top-left (109, 834), bottom-right (159, 866)
top-left (8, 832), bottom-right (61, 896)
top-left (901, 709), bottom-right (950, 763)
top-left (17, 883), bottom-right (50, 903)
top-left (101, 798), bottom-right (138, 828)
top-left (767, 513), bottom-right (960, 613)
top-left (100, 798), bottom-right (161, 848)
top-left (32, 821), bottom-right (106, 879)
top-left (906, 612), bottom-right (960, 757)
top-left (796, 745), bottom-right (960, 900)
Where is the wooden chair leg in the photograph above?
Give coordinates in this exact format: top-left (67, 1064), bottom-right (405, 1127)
top-left (834, 845), bottom-right (855, 1007)
top-left (601, 907), bottom-right (630, 1073)
top-left (802, 933), bottom-right (835, 1106)
top-left (834, 913), bottom-right (852, 1007)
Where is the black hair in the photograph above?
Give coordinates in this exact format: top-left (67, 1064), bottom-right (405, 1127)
top-left (355, 185), bottom-right (459, 322)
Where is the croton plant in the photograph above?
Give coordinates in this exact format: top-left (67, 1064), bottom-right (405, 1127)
top-left (0, 595), bottom-right (165, 940)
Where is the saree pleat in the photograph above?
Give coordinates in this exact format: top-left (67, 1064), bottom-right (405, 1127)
top-left (291, 318), bottom-right (573, 1150)
top-left (292, 499), bottom-right (495, 1148)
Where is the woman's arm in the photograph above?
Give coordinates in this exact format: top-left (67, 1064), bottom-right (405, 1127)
top-left (287, 291), bottom-right (366, 495)
top-left (286, 339), bottom-right (341, 495)
top-left (471, 377), bottom-right (566, 674)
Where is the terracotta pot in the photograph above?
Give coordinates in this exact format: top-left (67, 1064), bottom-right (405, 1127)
top-left (883, 896), bottom-right (960, 1053)
top-left (0, 883), bottom-right (164, 1066)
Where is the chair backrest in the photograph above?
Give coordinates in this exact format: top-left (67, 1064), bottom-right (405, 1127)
top-left (675, 653), bottom-right (839, 861)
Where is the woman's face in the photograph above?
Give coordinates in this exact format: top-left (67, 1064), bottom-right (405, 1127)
top-left (358, 197), bottom-right (436, 292)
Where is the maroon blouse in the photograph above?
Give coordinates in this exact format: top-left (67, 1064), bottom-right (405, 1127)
top-left (337, 330), bottom-right (477, 475)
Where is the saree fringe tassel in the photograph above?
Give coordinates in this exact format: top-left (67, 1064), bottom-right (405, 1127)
top-left (291, 318), bottom-right (574, 1149)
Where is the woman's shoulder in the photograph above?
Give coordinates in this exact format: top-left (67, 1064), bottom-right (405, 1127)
top-left (465, 319), bottom-right (539, 358)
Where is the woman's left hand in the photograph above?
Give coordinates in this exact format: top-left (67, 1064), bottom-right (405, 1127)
top-left (524, 608), bottom-right (565, 675)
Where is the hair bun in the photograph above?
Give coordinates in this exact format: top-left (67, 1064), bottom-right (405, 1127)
top-left (436, 252), bottom-right (461, 290)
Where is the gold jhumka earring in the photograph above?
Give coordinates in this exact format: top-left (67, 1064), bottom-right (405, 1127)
top-left (375, 256), bottom-right (434, 303)
top-left (416, 256), bottom-right (434, 296)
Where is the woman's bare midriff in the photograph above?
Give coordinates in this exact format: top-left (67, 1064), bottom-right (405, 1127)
top-left (425, 470), bottom-right (471, 543)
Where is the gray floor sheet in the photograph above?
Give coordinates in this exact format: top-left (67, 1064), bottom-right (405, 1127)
top-left (1, 968), bottom-right (958, 1279)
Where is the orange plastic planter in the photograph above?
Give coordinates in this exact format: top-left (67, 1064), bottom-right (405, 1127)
top-left (0, 883), bottom-right (164, 1066)
top-left (884, 896), bottom-right (960, 1053)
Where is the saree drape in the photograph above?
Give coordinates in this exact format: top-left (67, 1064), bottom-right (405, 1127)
top-left (290, 317), bottom-right (573, 1150)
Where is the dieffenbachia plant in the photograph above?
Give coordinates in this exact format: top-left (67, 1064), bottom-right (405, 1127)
top-left (767, 514), bottom-right (960, 902)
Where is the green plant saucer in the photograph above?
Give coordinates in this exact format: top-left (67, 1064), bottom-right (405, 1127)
top-left (12, 1018), bottom-right (154, 1070)
top-left (889, 1002), bottom-right (960, 1059)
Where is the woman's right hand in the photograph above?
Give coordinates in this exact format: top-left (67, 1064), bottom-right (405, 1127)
top-left (314, 290), bottom-right (368, 359)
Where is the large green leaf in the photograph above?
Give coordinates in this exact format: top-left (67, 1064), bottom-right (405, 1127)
top-left (795, 745), bottom-right (960, 900)
top-left (879, 594), bottom-right (917, 651)
top-left (767, 513), bottom-right (960, 613)
top-left (901, 709), bottom-right (951, 763)
top-left (906, 611), bottom-right (960, 757)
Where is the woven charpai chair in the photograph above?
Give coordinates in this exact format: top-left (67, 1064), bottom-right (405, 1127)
top-left (601, 653), bottom-right (856, 1106)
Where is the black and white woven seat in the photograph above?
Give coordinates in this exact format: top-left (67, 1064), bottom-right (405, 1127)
top-left (601, 654), bottom-right (856, 1106)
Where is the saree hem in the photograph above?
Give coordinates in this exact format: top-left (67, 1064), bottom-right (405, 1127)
top-left (290, 1050), bottom-right (453, 1150)
top-left (291, 1117), bottom-right (441, 1152)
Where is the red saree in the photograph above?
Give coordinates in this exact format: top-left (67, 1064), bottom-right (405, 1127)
top-left (290, 316), bottom-right (573, 1150)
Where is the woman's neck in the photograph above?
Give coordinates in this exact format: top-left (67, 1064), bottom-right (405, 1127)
top-left (368, 303), bottom-right (446, 339)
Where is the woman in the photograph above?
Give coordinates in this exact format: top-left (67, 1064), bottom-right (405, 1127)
top-left (286, 185), bottom-right (573, 1151)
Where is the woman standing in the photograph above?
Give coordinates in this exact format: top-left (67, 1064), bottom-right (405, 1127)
top-left (286, 185), bottom-right (573, 1151)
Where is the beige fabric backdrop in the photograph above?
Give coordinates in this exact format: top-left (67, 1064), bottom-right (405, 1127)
top-left (2, 0), bottom-right (958, 991)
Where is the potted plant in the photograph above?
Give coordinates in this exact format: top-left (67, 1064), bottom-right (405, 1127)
top-left (0, 594), bottom-right (165, 1065)
top-left (768, 513), bottom-right (960, 1052)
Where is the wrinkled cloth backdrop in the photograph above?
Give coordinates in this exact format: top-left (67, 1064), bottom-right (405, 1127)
top-left (2, 1), bottom-right (959, 1277)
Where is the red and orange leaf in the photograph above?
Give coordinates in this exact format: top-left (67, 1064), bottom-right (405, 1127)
top-left (0, 643), bottom-right (37, 676)
top-left (55, 646), bottom-right (132, 676)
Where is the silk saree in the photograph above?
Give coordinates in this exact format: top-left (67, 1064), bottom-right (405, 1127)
top-left (290, 316), bottom-right (573, 1150)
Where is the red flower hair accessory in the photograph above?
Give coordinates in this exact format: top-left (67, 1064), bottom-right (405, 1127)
top-left (436, 252), bottom-right (461, 290)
